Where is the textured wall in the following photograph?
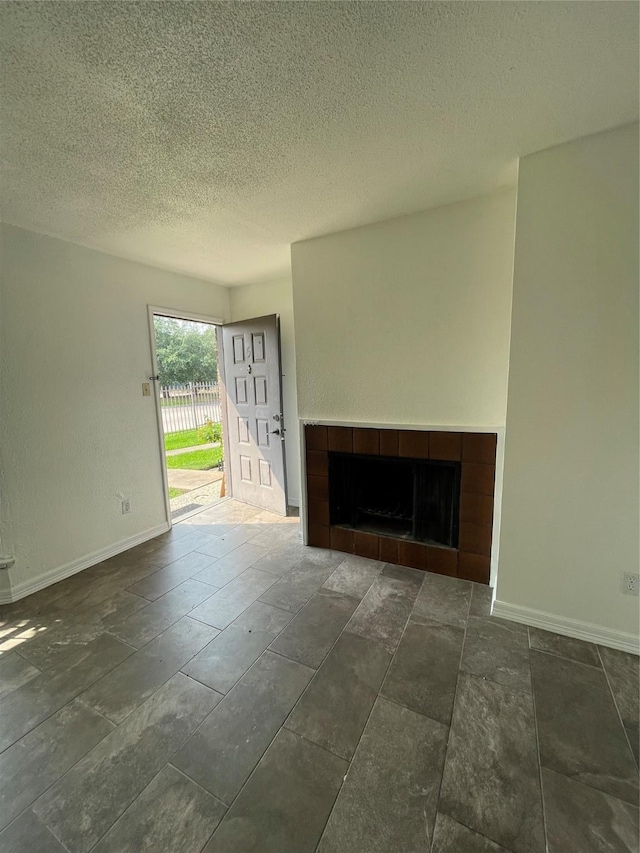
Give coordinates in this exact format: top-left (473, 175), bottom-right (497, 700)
top-left (497, 124), bottom-right (639, 640)
top-left (229, 278), bottom-right (301, 505)
top-left (291, 188), bottom-right (517, 428)
top-left (0, 225), bottom-right (230, 591)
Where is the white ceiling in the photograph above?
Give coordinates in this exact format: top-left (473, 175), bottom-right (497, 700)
top-left (1, 2), bottom-right (638, 286)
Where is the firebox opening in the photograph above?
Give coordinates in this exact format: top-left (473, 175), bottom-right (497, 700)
top-left (329, 452), bottom-right (460, 548)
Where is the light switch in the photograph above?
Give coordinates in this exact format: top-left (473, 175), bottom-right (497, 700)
top-left (142, 383), bottom-right (151, 397)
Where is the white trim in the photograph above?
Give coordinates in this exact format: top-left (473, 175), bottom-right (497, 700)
top-left (147, 306), bottom-right (173, 529)
top-left (300, 418), bottom-right (503, 433)
top-left (493, 599), bottom-right (640, 655)
top-left (0, 522), bottom-right (170, 605)
top-left (148, 305), bottom-right (225, 326)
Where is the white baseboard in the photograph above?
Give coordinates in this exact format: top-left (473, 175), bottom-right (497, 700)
top-left (493, 600), bottom-right (639, 656)
top-left (0, 522), bottom-right (171, 605)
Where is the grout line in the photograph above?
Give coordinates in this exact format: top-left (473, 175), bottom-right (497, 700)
top-left (198, 625), bottom-right (356, 850)
top-left (5, 514), bottom-right (340, 851)
top-left (264, 646), bottom-right (317, 672)
top-left (374, 691), bottom-right (452, 725)
top-left (277, 579), bottom-right (376, 748)
top-left (527, 633), bottom-right (603, 670)
top-left (541, 761), bottom-right (640, 807)
top-left (75, 696), bottom-right (117, 726)
top-left (0, 696), bottom-right (115, 849)
top-left (597, 645), bottom-right (639, 773)
top-left (282, 726), bottom-right (352, 765)
top-left (182, 581), bottom-right (335, 695)
top-left (172, 645), bottom-right (318, 850)
top-left (167, 762), bottom-right (228, 809)
top-left (427, 582), bottom-right (471, 853)
top-left (12, 647), bottom-right (43, 673)
top-left (0, 635), bottom-right (137, 756)
top-left (197, 562), bottom-right (384, 851)
top-left (528, 626), bottom-right (550, 853)
top-left (82, 675), bottom-right (225, 852)
top-left (313, 570), bottom-right (426, 853)
top-left (30, 813), bottom-right (72, 853)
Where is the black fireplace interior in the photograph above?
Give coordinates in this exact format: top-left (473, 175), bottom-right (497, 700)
top-left (329, 452), bottom-right (460, 548)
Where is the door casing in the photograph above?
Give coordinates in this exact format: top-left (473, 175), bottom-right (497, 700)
top-left (147, 305), bottom-right (225, 530)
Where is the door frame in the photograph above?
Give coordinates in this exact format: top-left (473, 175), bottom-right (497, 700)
top-left (147, 305), bottom-right (225, 530)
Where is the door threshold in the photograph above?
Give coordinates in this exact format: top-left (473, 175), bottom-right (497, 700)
top-left (171, 496), bottom-right (233, 524)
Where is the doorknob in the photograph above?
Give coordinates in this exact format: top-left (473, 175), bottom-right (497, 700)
top-left (270, 428), bottom-right (286, 436)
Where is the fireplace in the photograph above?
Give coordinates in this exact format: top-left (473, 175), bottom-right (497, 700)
top-left (305, 425), bottom-right (497, 584)
top-left (329, 453), bottom-right (460, 548)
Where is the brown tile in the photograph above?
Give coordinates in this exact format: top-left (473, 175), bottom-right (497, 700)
top-left (305, 425), bottom-right (328, 451)
top-left (306, 450), bottom-right (328, 478)
top-left (459, 523), bottom-right (492, 557)
top-left (379, 537), bottom-right (399, 564)
top-left (308, 499), bottom-right (330, 527)
top-left (462, 433), bottom-right (497, 465)
top-left (427, 546), bottom-right (458, 577)
top-left (461, 463), bottom-right (495, 496)
top-left (458, 552), bottom-right (490, 584)
top-left (308, 525), bottom-right (331, 549)
top-left (379, 429), bottom-right (399, 457)
top-left (398, 541), bottom-right (428, 571)
top-left (460, 492), bottom-right (494, 526)
top-left (328, 427), bottom-right (353, 453)
top-left (330, 527), bottom-right (355, 554)
top-left (398, 430), bottom-right (430, 460)
top-left (353, 428), bottom-right (380, 456)
top-left (354, 532), bottom-right (380, 561)
top-left (307, 475), bottom-right (329, 502)
top-left (429, 432), bottom-right (462, 461)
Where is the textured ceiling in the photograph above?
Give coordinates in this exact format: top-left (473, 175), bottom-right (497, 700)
top-left (1, 2), bottom-right (638, 286)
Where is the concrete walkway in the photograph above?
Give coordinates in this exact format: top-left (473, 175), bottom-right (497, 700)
top-left (165, 441), bottom-right (221, 457)
top-left (167, 468), bottom-right (223, 490)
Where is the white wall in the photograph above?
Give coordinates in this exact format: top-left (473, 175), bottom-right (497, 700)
top-left (0, 225), bottom-right (230, 595)
top-left (229, 278), bottom-right (300, 506)
top-left (290, 188), bottom-right (517, 428)
top-left (496, 124), bottom-right (639, 648)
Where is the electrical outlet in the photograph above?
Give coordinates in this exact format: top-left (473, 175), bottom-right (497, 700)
top-left (622, 572), bottom-right (639, 596)
top-left (121, 499), bottom-right (131, 515)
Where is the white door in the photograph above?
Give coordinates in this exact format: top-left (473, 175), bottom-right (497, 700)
top-left (219, 314), bottom-right (287, 515)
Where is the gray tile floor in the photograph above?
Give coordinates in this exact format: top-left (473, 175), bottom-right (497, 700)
top-left (0, 499), bottom-right (638, 853)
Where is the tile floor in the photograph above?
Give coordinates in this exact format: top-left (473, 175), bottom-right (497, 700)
top-left (0, 499), bottom-right (638, 853)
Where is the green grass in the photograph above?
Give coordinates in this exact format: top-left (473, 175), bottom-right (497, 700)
top-left (165, 447), bottom-right (223, 471)
top-left (164, 429), bottom-right (205, 451)
top-left (168, 487), bottom-right (186, 499)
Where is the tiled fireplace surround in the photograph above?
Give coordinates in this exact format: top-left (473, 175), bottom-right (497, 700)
top-left (304, 424), bottom-right (497, 585)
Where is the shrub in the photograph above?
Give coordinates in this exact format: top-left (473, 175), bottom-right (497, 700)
top-left (198, 418), bottom-right (222, 444)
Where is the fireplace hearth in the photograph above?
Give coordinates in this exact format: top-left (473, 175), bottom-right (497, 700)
top-left (305, 425), bottom-right (497, 584)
